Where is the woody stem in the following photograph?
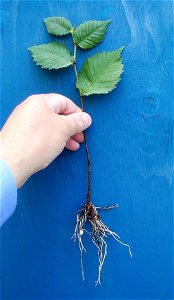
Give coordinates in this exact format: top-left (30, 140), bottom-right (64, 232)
top-left (80, 96), bottom-right (91, 204)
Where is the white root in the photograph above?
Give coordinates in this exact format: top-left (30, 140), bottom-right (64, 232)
top-left (72, 202), bottom-right (132, 285)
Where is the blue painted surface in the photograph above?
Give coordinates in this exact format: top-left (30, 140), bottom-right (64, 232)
top-left (0, 1), bottom-right (173, 299)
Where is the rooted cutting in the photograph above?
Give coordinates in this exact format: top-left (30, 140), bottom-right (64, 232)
top-left (29, 17), bottom-right (132, 285)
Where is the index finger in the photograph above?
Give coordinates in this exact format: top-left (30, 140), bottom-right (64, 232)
top-left (42, 93), bottom-right (82, 115)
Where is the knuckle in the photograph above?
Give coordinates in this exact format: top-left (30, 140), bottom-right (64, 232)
top-left (26, 94), bottom-right (46, 106)
top-left (26, 94), bottom-right (38, 102)
top-left (13, 103), bottom-right (21, 112)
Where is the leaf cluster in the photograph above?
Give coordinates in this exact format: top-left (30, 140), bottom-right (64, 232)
top-left (28, 17), bottom-right (124, 96)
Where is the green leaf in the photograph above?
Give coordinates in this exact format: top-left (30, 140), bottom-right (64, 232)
top-left (77, 47), bottom-right (124, 96)
top-left (28, 42), bottom-right (73, 70)
top-left (73, 20), bottom-right (110, 49)
top-left (44, 17), bottom-right (72, 36)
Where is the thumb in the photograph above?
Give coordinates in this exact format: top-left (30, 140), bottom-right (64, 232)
top-left (62, 112), bottom-right (92, 137)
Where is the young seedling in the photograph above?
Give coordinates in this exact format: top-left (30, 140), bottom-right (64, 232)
top-left (28, 17), bottom-right (132, 285)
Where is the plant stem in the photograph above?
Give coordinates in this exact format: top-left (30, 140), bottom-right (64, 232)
top-left (81, 96), bottom-right (91, 205)
top-left (72, 40), bottom-right (91, 204)
top-left (73, 45), bottom-right (78, 80)
top-left (73, 44), bottom-right (77, 61)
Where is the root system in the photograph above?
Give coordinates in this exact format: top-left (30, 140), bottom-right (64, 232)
top-left (72, 202), bottom-right (132, 285)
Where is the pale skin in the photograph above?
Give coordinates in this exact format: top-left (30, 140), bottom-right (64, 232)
top-left (0, 93), bottom-right (92, 188)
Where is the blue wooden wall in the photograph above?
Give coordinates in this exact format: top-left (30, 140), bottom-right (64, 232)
top-left (1, 1), bottom-right (173, 299)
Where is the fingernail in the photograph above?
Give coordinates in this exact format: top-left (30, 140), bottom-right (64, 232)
top-left (82, 113), bottom-right (92, 127)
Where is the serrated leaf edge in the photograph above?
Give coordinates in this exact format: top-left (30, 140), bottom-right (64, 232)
top-left (44, 17), bottom-right (73, 36)
top-left (79, 47), bottom-right (124, 96)
top-left (28, 42), bottom-right (74, 70)
top-left (74, 20), bottom-right (111, 49)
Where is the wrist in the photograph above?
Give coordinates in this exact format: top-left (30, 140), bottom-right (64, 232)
top-left (1, 153), bottom-right (22, 189)
top-left (1, 135), bottom-right (26, 188)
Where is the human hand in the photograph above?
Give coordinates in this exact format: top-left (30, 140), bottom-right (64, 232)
top-left (1, 94), bottom-right (92, 188)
